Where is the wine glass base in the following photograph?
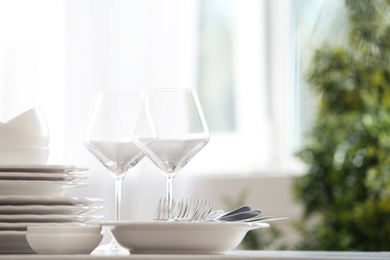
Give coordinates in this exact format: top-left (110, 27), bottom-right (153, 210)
top-left (92, 238), bottom-right (129, 256)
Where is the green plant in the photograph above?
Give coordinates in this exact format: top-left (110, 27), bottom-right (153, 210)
top-left (294, 0), bottom-right (390, 251)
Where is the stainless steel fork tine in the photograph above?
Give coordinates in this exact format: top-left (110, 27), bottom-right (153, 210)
top-left (182, 198), bottom-right (191, 219)
top-left (155, 198), bottom-right (163, 220)
top-left (190, 198), bottom-right (198, 218)
top-left (198, 200), bottom-right (213, 220)
top-left (181, 198), bottom-right (189, 219)
top-left (156, 198), bottom-right (169, 220)
top-left (168, 199), bottom-right (176, 220)
top-left (185, 198), bottom-right (192, 219)
top-left (189, 198), bottom-right (195, 218)
top-left (175, 199), bottom-right (185, 219)
top-left (181, 198), bottom-right (188, 218)
top-left (199, 200), bottom-right (212, 220)
top-left (163, 198), bottom-right (172, 220)
top-left (161, 198), bottom-right (168, 220)
top-left (192, 199), bottom-right (202, 221)
top-left (161, 198), bottom-right (167, 220)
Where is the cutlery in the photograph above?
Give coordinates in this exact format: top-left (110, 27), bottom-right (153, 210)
top-left (243, 216), bottom-right (289, 223)
top-left (217, 209), bottom-right (262, 222)
top-left (154, 198), bottom-right (287, 224)
top-left (213, 205), bottom-right (251, 219)
top-left (154, 198), bottom-right (213, 221)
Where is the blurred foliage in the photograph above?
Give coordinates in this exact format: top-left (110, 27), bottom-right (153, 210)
top-left (222, 190), bottom-right (286, 250)
top-left (294, 0), bottom-right (390, 251)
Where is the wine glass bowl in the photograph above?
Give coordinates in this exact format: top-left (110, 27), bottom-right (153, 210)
top-left (133, 88), bottom-right (209, 205)
top-left (83, 140), bottom-right (144, 176)
top-left (82, 92), bottom-right (145, 178)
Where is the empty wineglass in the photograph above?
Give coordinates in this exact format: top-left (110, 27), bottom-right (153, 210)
top-left (81, 91), bottom-right (144, 253)
top-left (132, 88), bottom-right (209, 206)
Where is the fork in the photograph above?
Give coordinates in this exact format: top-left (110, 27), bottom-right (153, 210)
top-left (154, 198), bottom-right (214, 221)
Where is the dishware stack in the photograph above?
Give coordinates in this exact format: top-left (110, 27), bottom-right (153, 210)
top-left (0, 107), bottom-right (104, 254)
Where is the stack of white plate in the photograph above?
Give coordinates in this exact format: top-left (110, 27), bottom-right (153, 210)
top-left (0, 164), bottom-right (103, 254)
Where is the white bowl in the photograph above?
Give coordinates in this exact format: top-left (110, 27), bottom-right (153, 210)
top-left (0, 107), bottom-right (49, 147)
top-left (0, 147), bottom-right (49, 164)
top-left (26, 233), bottom-right (103, 254)
top-left (27, 224), bottom-right (102, 235)
top-left (0, 231), bottom-right (35, 254)
top-left (102, 221), bottom-right (269, 254)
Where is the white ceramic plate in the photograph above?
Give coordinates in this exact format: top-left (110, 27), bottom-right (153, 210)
top-left (0, 214), bottom-right (103, 223)
top-left (0, 222), bottom-right (82, 231)
top-left (0, 180), bottom-right (87, 196)
top-left (0, 196), bottom-right (104, 206)
top-left (0, 164), bottom-right (88, 173)
top-left (101, 221), bottom-right (269, 254)
top-left (0, 230), bottom-right (34, 254)
top-left (0, 171), bottom-right (88, 181)
top-left (0, 205), bottom-right (103, 215)
top-left (0, 222), bottom-right (103, 231)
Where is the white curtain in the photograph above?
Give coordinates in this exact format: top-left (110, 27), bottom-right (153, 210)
top-left (0, 0), bottom-right (66, 162)
top-left (0, 0), bottom-right (199, 221)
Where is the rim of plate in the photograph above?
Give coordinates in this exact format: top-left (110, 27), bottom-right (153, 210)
top-left (0, 196), bottom-right (104, 205)
top-left (0, 180), bottom-right (87, 185)
top-left (100, 220), bottom-right (270, 229)
top-left (0, 164), bottom-right (88, 172)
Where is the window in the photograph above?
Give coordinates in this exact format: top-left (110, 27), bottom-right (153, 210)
top-left (189, 0), bottom-right (303, 175)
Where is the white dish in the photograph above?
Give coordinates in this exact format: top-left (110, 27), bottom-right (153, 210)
top-left (26, 233), bottom-right (103, 254)
top-left (0, 214), bottom-right (102, 223)
top-left (0, 180), bottom-right (87, 196)
top-left (0, 171), bottom-right (88, 181)
top-left (0, 196), bottom-right (104, 205)
top-left (0, 222), bottom-right (53, 231)
top-left (0, 205), bottom-right (102, 215)
top-left (101, 221), bottom-right (269, 254)
top-left (0, 230), bottom-right (34, 254)
top-left (0, 107), bottom-right (49, 148)
top-left (0, 164), bottom-right (88, 173)
top-left (0, 222), bottom-right (98, 231)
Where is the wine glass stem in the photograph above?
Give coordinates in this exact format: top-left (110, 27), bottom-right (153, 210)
top-left (114, 176), bottom-right (124, 221)
top-left (166, 176), bottom-right (174, 207)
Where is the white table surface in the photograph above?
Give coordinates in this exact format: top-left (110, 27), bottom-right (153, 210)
top-left (0, 251), bottom-right (389, 260)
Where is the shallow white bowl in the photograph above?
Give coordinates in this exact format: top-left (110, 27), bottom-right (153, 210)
top-left (0, 147), bottom-right (49, 164)
top-left (0, 107), bottom-right (49, 148)
top-left (102, 221), bottom-right (269, 254)
top-left (26, 233), bottom-right (103, 254)
top-left (28, 224), bottom-right (102, 235)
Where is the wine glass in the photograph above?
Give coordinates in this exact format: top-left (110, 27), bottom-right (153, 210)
top-left (132, 88), bottom-right (209, 206)
top-left (81, 91), bottom-right (144, 253)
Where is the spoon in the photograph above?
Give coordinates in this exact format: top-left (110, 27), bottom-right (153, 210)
top-left (217, 209), bottom-right (262, 222)
top-left (213, 205), bottom-right (251, 219)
